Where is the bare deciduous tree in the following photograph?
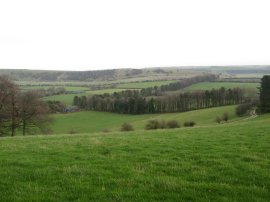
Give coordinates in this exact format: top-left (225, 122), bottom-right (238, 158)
top-left (18, 91), bottom-right (51, 136)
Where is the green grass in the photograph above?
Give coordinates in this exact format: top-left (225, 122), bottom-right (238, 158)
top-left (51, 105), bottom-right (238, 134)
top-left (43, 94), bottom-right (83, 105)
top-left (183, 82), bottom-right (259, 91)
top-left (43, 89), bottom-right (133, 105)
top-left (20, 85), bottom-right (90, 91)
top-left (116, 80), bottom-right (178, 89)
top-left (0, 114), bottom-right (269, 201)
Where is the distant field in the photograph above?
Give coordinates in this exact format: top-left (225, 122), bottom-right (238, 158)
top-left (24, 81), bottom-right (260, 105)
top-left (20, 85), bottom-right (90, 91)
top-left (183, 82), bottom-right (259, 91)
top-left (116, 80), bottom-right (178, 89)
top-left (43, 89), bottom-right (133, 105)
top-left (0, 114), bottom-right (269, 201)
top-left (51, 105), bottom-right (238, 134)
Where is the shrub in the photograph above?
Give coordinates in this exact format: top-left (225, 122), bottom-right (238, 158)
top-left (145, 119), bottom-right (161, 130)
top-left (68, 129), bottom-right (77, 134)
top-left (121, 123), bottom-right (134, 131)
top-left (222, 112), bottom-right (229, 122)
top-left (216, 116), bottom-right (222, 124)
top-left (102, 129), bottom-right (111, 133)
top-left (236, 103), bottom-right (252, 117)
top-left (183, 121), bottom-right (196, 127)
top-left (160, 120), bottom-right (167, 129)
top-left (166, 120), bottom-right (180, 128)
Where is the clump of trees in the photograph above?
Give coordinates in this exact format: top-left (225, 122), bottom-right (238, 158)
top-left (259, 75), bottom-right (270, 113)
top-left (37, 87), bottom-right (66, 97)
top-left (236, 99), bottom-right (258, 117)
top-left (120, 123), bottom-right (134, 131)
top-left (166, 120), bottom-right (180, 128)
top-left (183, 121), bottom-right (196, 127)
top-left (145, 119), bottom-right (180, 130)
top-left (47, 101), bottom-right (66, 113)
top-left (145, 120), bottom-right (164, 130)
top-left (216, 112), bottom-right (230, 123)
top-left (216, 116), bottom-right (222, 124)
top-left (0, 76), bottom-right (51, 136)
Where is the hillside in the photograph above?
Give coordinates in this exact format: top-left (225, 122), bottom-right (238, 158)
top-left (0, 114), bottom-right (269, 201)
top-left (0, 68), bottom-right (202, 82)
top-left (1, 66), bottom-right (269, 83)
top-left (51, 105), bottom-right (238, 134)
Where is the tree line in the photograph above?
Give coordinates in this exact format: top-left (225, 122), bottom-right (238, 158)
top-left (140, 74), bottom-right (217, 96)
top-left (0, 76), bottom-right (50, 136)
top-left (74, 87), bottom-right (246, 114)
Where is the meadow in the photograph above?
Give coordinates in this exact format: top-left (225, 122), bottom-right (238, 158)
top-left (42, 89), bottom-right (138, 105)
top-left (0, 114), bottom-right (269, 201)
top-left (51, 105), bottom-right (238, 134)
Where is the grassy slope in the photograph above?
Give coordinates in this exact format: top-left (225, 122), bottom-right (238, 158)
top-left (0, 114), bottom-right (269, 201)
top-left (51, 105), bottom-right (238, 134)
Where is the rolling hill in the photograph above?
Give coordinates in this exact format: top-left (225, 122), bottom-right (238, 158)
top-left (0, 113), bottom-right (269, 201)
top-left (50, 105), bottom-right (239, 134)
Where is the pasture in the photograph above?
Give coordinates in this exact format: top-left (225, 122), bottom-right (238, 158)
top-left (0, 114), bottom-right (269, 201)
top-left (43, 89), bottom-right (134, 105)
top-left (51, 105), bottom-right (238, 134)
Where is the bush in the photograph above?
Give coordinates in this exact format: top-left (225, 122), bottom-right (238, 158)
top-left (166, 120), bottom-right (180, 128)
top-left (145, 119), bottom-right (161, 130)
top-left (216, 116), bottom-right (222, 124)
top-left (236, 103), bottom-right (252, 117)
top-left (222, 112), bottom-right (229, 122)
top-left (120, 123), bottom-right (134, 131)
top-left (183, 121), bottom-right (196, 127)
top-left (68, 129), bottom-right (77, 134)
top-left (102, 129), bottom-right (111, 133)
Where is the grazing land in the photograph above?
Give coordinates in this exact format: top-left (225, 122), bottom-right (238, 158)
top-left (43, 89), bottom-right (135, 105)
top-left (0, 67), bottom-right (269, 201)
top-left (0, 114), bottom-right (269, 201)
top-left (51, 105), bottom-right (238, 134)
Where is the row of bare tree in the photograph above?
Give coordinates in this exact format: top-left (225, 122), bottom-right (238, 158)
top-left (0, 76), bottom-right (50, 136)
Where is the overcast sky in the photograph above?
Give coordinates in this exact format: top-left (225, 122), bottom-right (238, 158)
top-left (0, 0), bottom-right (270, 71)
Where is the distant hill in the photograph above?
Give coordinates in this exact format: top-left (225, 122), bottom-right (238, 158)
top-left (0, 65), bottom-right (269, 82)
top-left (0, 68), bottom-right (204, 82)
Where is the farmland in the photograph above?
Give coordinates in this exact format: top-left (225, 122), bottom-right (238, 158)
top-left (51, 105), bottom-right (238, 134)
top-left (0, 67), bottom-right (269, 201)
top-left (0, 114), bottom-right (269, 201)
top-left (27, 81), bottom-right (260, 105)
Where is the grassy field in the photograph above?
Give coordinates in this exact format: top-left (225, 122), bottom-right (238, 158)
top-left (20, 85), bottom-right (90, 91)
top-left (0, 113), bottom-right (269, 201)
top-left (43, 89), bottom-right (133, 105)
top-left (183, 82), bottom-right (259, 91)
top-left (51, 105), bottom-right (238, 134)
top-left (116, 80), bottom-right (178, 89)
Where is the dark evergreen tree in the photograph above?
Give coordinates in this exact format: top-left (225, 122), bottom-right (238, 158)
top-left (259, 75), bottom-right (270, 113)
